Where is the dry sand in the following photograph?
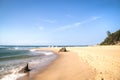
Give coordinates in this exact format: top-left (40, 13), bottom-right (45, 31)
top-left (23, 46), bottom-right (120, 80)
top-left (67, 46), bottom-right (120, 80)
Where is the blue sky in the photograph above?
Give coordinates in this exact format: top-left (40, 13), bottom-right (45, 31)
top-left (0, 0), bottom-right (120, 45)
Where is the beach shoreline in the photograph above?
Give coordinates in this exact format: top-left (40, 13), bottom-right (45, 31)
top-left (17, 48), bottom-right (59, 80)
top-left (18, 46), bottom-right (120, 80)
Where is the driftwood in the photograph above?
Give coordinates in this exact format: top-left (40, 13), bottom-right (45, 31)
top-left (19, 63), bottom-right (30, 73)
top-left (59, 47), bottom-right (67, 52)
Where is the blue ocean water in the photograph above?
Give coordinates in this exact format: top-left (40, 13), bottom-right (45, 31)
top-left (0, 46), bottom-right (57, 80)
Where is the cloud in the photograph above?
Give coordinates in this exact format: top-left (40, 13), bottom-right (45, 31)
top-left (92, 16), bottom-right (101, 20)
top-left (35, 24), bottom-right (44, 31)
top-left (43, 19), bottom-right (56, 23)
top-left (66, 14), bottom-right (73, 18)
top-left (74, 22), bottom-right (83, 26)
top-left (54, 25), bottom-right (72, 31)
top-left (54, 16), bottom-right (101, 31)
top-left (38, 26), bottom-right (44, 30)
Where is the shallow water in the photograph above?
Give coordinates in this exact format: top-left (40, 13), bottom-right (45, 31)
top-left (0, 47), bottom-right (57, 80)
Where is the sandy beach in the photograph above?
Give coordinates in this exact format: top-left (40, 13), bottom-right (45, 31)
top-left (1, 0), bottom-right (120, 80)
top-left (21, 46), bottom-right (120, 80)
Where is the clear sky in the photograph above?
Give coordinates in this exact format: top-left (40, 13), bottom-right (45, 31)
top-left (0, 0), bottom-right (120, 45)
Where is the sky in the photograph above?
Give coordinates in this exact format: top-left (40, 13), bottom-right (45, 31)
top-left (0, 0), bottom-right (120, 45)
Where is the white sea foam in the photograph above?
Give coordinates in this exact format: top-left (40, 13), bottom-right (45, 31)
top-left (1, 69), bottom-right (25, 80)
top-left (14, 47), bottom-right (19, 50)
top-left (44, 52), bottom-right (53, 55)
top-left (1, 73), bottom-right (25, 80)
top-left (29, 49), bottom-right (36, 52)
top-left (29, 49), bottom-right (53, 55)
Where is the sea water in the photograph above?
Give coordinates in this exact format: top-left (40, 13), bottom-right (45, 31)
top-left (0, 46), bottom-right (57, 80)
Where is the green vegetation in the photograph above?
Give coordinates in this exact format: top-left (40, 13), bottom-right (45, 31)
top-left (100, 29), bottom-right (120, 45)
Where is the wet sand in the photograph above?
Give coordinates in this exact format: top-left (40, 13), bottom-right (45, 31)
top-left (20, 46), bottom-right (120, 80)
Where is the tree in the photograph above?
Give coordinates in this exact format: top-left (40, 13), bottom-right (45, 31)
top-left (107, 31), bottom-right (111, 36)
top-left (100, 29), bottom-right (120, 45)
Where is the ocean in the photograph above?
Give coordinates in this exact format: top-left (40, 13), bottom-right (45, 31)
top-left (0, 46), bottom-right (57, 80)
